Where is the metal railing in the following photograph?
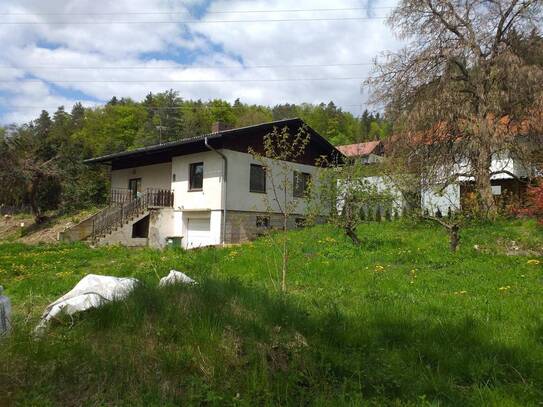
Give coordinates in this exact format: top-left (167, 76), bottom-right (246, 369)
top-left (91, 188), bottom-right (174, 242)
top-left (145, 188), bottom-right (174, 207)
top-left (109, 188), bottom-right (133, 205)
top-left (110, 188), bottom-right (174, 207)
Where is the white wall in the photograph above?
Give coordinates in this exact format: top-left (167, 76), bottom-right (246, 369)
top-left (223, 149), bottom-right (320, 215)
top-left (357, 175), bottom-right (461, 216)
top-left (171, 151), bottom-right (224, 211)
top-left (109, 149), bottom-right (325, 248)
top-left (111, 149), bottom-right (323, 216)
top-left (170, 151), bottom-right (224, 248)
top-left (149, 208), bottom-right (176, 248)
top-left (111, 162), bottom-right (172, 192)
top-left (364, 176), bottom-right (405, 211)
top-left (455, 152), bottom-right (527, 182)
top-left (421, 184), bottom-right (461, 215)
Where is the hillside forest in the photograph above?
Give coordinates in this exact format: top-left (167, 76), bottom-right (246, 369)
top-left (0, 94), bottom-right (391, 217)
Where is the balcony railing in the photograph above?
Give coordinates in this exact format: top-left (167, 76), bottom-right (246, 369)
top-left (110, 188), bottom-right (174, 208)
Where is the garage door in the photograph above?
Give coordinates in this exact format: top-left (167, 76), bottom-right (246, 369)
top-left (186, 217), bottom-right (211, 249)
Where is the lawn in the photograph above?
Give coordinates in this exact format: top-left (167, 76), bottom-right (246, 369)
top-left (1, 219), bottom-right (542, 406)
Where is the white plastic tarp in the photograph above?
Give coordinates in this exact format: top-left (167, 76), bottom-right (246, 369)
top-left (159, 270), bottom-right (197, 287)
top-left (35, 274), bottom-right (139, 333)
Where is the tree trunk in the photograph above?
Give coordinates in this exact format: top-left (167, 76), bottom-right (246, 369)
top-left (345, 227), bottom-right (361, 246)
top-left (281, 213), bottom-right (288, 292)
top-left (473, 146), bottom-right (497, 219)
top-left (28, 178), bottom-right (45, 224)
top-left (449, 224), bottom-right (460, 252)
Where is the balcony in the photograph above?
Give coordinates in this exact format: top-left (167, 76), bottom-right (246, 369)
top-left (110, 188), bottom-right (174, 208)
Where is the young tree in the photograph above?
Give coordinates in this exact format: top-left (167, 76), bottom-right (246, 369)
top-left (249, 125), bottom-right (311, 292)
top-left (314, 157), bottom-right (393, 246)
top-left (368, 0), bottom-right (543, 219)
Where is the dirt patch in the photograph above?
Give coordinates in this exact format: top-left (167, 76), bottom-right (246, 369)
top-left (0, 215), bottom-right (33, 240)
top-left (19, 219), bottom-right (77, 244)
top-left (0, 209), bottom-right (96, 244)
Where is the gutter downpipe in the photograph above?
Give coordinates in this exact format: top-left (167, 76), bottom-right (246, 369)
top-left (205, 137), bottom-right (228, 245)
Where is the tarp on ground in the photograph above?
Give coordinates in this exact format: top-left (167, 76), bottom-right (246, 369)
top-left (35, 274), bottom-right (139, 333)
top-left (159, 270), bottom-right (197, 287)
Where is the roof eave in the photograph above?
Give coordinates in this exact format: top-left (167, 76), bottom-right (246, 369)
top-left (84, 133), bottom-right (223, 165)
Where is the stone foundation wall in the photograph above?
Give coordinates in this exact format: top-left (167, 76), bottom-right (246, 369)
top-left (224, 211), bottom-right (313, 244)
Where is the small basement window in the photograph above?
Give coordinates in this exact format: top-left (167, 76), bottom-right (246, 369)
top-left (189, 162), bottom-right (204, 191)
top-left (256, 215), bottom-right (270, 228)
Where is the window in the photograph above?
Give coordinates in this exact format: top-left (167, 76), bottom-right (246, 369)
top-left (256, 216), bottom-right (270, 228)
top-left (250, 164), bottom-right (266, 193)
top-left (189, 162), bottom-right (204, 191)
top-left (293, 171), bottom-right (311, 198)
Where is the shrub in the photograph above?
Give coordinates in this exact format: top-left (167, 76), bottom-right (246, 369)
top-left (516, 182), bottom-right (543, 225)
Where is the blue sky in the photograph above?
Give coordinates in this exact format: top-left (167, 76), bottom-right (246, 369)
top-left (0, 0), bottom-right (401, 124)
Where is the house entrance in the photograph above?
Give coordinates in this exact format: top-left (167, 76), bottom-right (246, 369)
top-left (128, 178), bottom-right (142, 199)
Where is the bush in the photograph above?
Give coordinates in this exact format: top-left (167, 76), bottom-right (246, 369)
top-left (515, 182), bottom-right (543, 225)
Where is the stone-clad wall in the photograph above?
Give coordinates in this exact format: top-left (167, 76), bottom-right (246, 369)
top-left (224, 211), bottom-right (308, 244)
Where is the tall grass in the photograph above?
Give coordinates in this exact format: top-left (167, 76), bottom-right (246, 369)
top-left (1, 219), bottom-right (542, 405)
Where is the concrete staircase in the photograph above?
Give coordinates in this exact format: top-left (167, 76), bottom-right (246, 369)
top-left (59, 189), bottom-right (174, 246)
top-left (95, 209), bottom-right (150, 247)
top-left (59, 197), bottom-right (148, 244)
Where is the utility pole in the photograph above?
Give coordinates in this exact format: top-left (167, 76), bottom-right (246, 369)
top-left (156, 114), bottom-right (167, 144)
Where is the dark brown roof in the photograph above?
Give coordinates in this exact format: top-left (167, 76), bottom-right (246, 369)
top-left (85, 118), bottom-right (343, 169)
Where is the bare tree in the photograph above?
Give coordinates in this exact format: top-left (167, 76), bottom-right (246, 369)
top-left (1, 128), bottom-right (59, 224)
top-left (368, 0), bottom-right (543, 219)
top-left (249, 125), bottom-right (311, 292)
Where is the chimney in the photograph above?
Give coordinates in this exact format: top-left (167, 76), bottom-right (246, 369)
top-left (211, 121), bottom-right (231, 133)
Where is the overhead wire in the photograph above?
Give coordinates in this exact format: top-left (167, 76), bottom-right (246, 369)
top-left (0, 6), bottom-right (396, 16)
top-left (0, 17), bottom-right (388, 25)
top-left (0, 62), bottom-right (376, 70)
top-left (0, 77), bottom-right (370, 84)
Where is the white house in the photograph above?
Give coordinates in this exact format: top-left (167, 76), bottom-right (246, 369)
top-left (337, 141), bottom-right (536, 216)
top-left (61, 119), bottom-right (342, 249)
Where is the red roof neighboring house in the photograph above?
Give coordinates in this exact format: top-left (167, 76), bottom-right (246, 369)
top-left (337, 141), bottom-right (384, 157)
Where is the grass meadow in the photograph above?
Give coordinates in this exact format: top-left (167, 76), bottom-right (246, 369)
top-left (1, 219), bottom-right (543, 406)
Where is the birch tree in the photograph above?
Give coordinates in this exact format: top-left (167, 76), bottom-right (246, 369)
top-left (249, 125), bottom-right (311, 292)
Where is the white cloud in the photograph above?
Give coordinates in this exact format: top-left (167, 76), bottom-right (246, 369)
top-left (0, 0), bottom-right (402, 124)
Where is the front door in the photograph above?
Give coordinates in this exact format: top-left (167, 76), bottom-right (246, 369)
top-left (128, 178), bottom-right (142, 199)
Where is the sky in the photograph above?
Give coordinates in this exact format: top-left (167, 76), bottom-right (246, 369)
top-left (0, 0), bottom-right (402, 124)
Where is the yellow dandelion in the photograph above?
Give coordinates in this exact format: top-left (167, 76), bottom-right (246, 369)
top-left (527, 259), bottom-right (541, 265)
